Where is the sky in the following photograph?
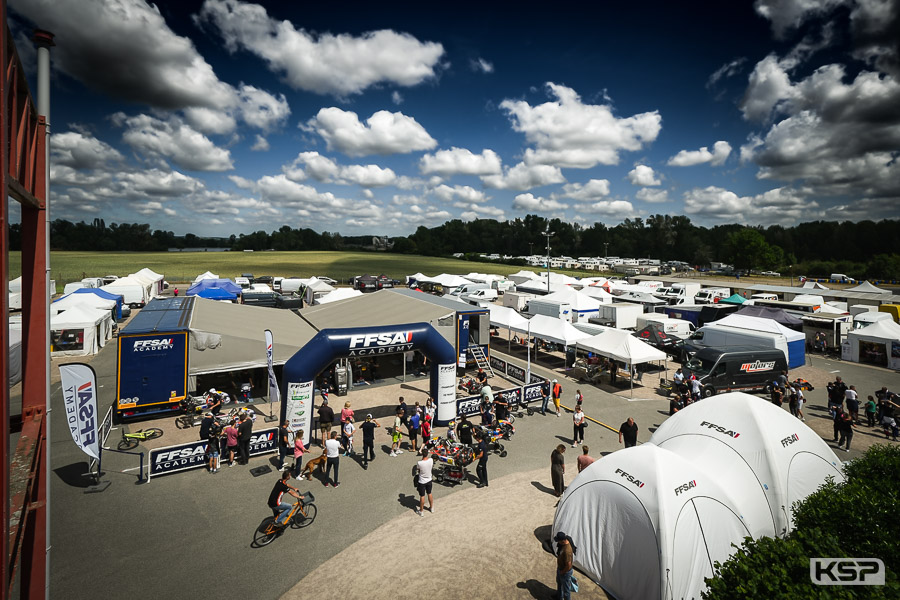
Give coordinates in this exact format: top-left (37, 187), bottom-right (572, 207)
top-left (7, 0), bottom-right (900, 238)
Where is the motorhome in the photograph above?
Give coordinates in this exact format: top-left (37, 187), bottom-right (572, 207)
top-left (694, 287), bottom-right (731, 305)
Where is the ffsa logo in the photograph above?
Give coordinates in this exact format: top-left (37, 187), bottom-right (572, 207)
top-left (133, 338), bottom-right (174, 352)
top-left (347, 331), bottom-right (414, 356)
top-left (781, 433), bottom-right (799, 447)
top-left (614, 468), bottom-right (645, 488)
top-left (810, 558), bottom-right (885, 586)
top-left (700, 421), bottom-right (741, 438)
top-left (674, 480), bottom-right (697, 496)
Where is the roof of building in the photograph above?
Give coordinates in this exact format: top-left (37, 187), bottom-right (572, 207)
top-left (298, 288), bottom-right (470, 331)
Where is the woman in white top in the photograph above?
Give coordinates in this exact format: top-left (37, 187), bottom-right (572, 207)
top-left (572, 404), bottom-right (586, 447)
top-left (424, 397), bottom-right (436, 421)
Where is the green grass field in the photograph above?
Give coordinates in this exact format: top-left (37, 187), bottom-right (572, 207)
top-left (8, 250), bottom-right (536, 289)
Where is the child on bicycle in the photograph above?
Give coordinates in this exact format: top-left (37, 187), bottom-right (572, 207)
top-left (268, 471), bottom-right (301, 526)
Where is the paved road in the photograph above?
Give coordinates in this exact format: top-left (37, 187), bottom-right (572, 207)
top-left (46, 339), bottom-right (900, 599)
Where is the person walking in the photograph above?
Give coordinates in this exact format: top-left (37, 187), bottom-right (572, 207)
top-left (390, 408), bottom-right (404, 457)
top-left (324, 431), bottom-right (341, 488)
top-left (554, 531), bottom-right (575, 600)
top-left (317, 399), bottom-right (334, 447)
top-left (796, 384), bottom-right (806, 421)
top-left (618, 417), bottom-right (638, 448)
top-left (574, 389), bottom-right (584, 406)
top-left (552, 379), bottom-right (563, 417)
top-left (414, 449), bottom-right (435, 516)
top-left (237, 412), bottom-right (253, 465)
top-left (291, 429), bottom-right (307, 480)
top-left (788, 387), bottom-right (799, 418)
top-left (576, 445), bottom-right (594, 473)
top-left (360, 414), bottom-right (379, 469)
top-left (551, 444), bottom-right (566, 497)
top-left (845, 385), bottom-right (860, 424)
top-left (473, 431), bottom-right (489, 488)
top-left (837, 411), bottom-right (854, 452)
top-left (540, 379), bottom-right (551, 415)
top-left (572, 404), bottom-right (586, 447)
top-left (277, 419), bottom-right (292, 471)
top-left (421, 414), bottom-right (433, 448)
top-left (866, 395), bottom-right (878, 427)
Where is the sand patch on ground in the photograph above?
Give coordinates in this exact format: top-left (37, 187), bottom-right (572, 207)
top-left (282, 468), bottom-right (608, 600)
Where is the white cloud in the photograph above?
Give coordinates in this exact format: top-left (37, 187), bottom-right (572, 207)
top-left (667, 141), bottom-right (732, 166)
top-left (499, 82), bottom-right (662, 168)
top-left (636, 188), bottom-right (669, 203)
top-left (113, 113), bottom-right (233, 172)
top-left (251, 135), bottom-right (270, 152)
top-left (51, 131), bottom-right (124, 169)
top-left (10, 0), bottom-right (236, 110)
top-left (740, 54), bottom-right (799, 121)
top-left (419, 147), bottom-right (502, 176)
top-left (754, 0), bottom-right (847, 39)
top-left (391, 91), bottom-right (404, 105)
top-left (432, 184), bottom-right (488, 204)
top-left (482, 162), bottom-right (565, 191)
top-left (182, 107), bottom-right (238, 135)
top-left (237, 84), bottom-right (290, 131)
top-left (471, 58), bottom-right (494, 73)
top-left (339, 164), bottom-right (398, 187)
top-left (707, 57), bottom-right (747, 89)
top-left (197, 0), bottom-right (444, 97)
top-left (577, 199), bottom-right (635, 218)
top-left (284, 152), bottom-right (398, 187)
top-left (511, 193), bottom-right (568, 212)
top-left (682, 185), bottom-right (819, 225)
top-left (561, 179), bottom-right (611, 200)
top-left (304, 107), bottom-right (436, 156)
top-left (627, 165), bottom-right (662, 185)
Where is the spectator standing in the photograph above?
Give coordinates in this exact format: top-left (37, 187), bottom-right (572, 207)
top-left (291, 429), bottom-right (307, 480)
top-left (690, 377), bottom-right (701, 402)
top-left (319, 378), bottom-right (330, 403)
top-left (424, 397), bottom-right (436, 422)
top-left (474, 431), bottom-right (489, 488)
top-left (342, 418), bottom-right (355, 457)
top-left (619, 417), bottom-right (638, 448)
top-left (796, 385), bottom-right (806, 421)
top-left (493, 393), bottom-right (509, 423)
top-left (480, 398), bottom-right (494, 427)
top-left (845, 385), bottom-right (860, 424)
top-left (341, 401), bottom-right (354, 425)
top-left (390, 408), bottom-right (404, 457)
top-left (827, 377), bottom-right (847, 414)
top-left (552, 379), bottom-right (563, 417)
top-left (574, 389), bottom-right (584, 406)
top-left (777, 370), bottom-right (789, 392)
top-left (317, 399), bottom-right (334, 447)
top-left (421, 414), bottom-right (433, 447)
top-left (576, 445), bottom-right (594, 473)
top-left (555, 532), bottom-right (575, 600)
top-left (551, 444), bottom-right (566, 497)
top-left (572, 404), bottom-right (586, 447)
top-left (837, 411), bottom-right (854, 452)
top-left (324, 431), bottom-right (341, 488)
top-left (408, 410), bottom-right (421, 453)
top-left (540, 379), bottom-right (551, 416)
top-left (224, 418), bottom-right (239, 467)
top-left (237, 412), bottom-right (253, 465)
top-left (173, 287), bottom-right (179, 297)
top-left (771, 385), bottom-right (783, 408)
top-left (360, 414), bottom-right (379, 469)
top-left (832, 407), bottom-right (845, 443)
top-left (414, 449), bottom-right (435, 516)
top-left (398, 397), bottom-right (409, 431)
top-left (866, 396), bottom-right (878, 427)
top-left (456, 414), bottom-right (474, 447)
top-left (207, 419), bottom-right (222, 473)
top-left (277, 420), bottom-right (292, 471)
top-left (788, 386), bottom-right (799, 418)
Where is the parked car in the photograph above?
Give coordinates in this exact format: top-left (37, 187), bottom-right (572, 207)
top-left (760, 271), bottom-right (781, 277)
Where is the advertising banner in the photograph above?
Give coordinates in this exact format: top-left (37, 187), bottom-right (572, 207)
top-left (495, 387), bottom-right (522, 410)
top-left (529, 372), bottom-right (546, 384)
top-left (489, 355), bottom-right (507, 376)
top-left (456, 394), bottom-right (482, 418)
top-left (264, 329), bottom-right (280, 406)
top-left (507, 363), bottom-right (526, 383)
top-left (523, 382), bottom-right (544, 406)
top-left (457, 315), bottom-right (470, 367)
top-left (59, 363), bottom-right (101, 460)
top-left (148, 427), bottom-right (277, 478)
top-left (437, 363), bottom-right (457, 423)
top-left (285, 381), bottom-right (314, 447)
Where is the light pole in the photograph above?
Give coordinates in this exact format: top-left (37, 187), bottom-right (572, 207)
top-left (544, 226), bottom-right (553, 294)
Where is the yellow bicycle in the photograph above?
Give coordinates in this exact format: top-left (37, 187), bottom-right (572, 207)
top-left (117, 427), bottom-right (163, 450)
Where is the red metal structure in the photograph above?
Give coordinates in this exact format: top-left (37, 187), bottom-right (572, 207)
top-left (1, 1), bottom-right (52, 596)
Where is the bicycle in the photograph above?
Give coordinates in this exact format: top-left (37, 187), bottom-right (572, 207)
top-left (117, 426), bottom-right (163, 450)
top-left (253, 492), bottom-right (317, 547)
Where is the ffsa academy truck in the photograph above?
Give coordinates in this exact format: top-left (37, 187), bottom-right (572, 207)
top-left (116, 297), bottom-right (192, 420)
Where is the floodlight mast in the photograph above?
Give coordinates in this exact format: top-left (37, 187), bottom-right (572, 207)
top-left (544, 226), bottom-right (552, 294)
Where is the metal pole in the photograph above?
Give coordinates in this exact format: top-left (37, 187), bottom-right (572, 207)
top-left (526, 321), bottom-right (531, 382)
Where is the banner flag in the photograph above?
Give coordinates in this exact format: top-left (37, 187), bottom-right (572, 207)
top-left (264, 329), bottom-right (280, 406)
top-left (59, 363), bottom-right (101, 460)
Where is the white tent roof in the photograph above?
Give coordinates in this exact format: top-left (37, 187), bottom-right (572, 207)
top-left (553, 444), bottom-right (752, 600)
top-left (793, 294), bottom-right (824, 305)
top-left (315, 288), bottom-right (363, 304)
top-left (51, 292), bottom-right (116, 316)
top-left (614, 290), bottom-right (666, 304)
top-left (305, 276), bottom-right (336, 293)
top-left (515, 279), bottom-right (570, 295)
top-left (818, 302), bottom-right (849, 314)
top-left (542, 287), bottom-right (603, 311)
top-left (133, 267), bottom-right (164, 282)
top-left (802, 281), bottom-right (829, 290)
top-left (715, 314), bottom-right (805, 342)
top-left (428, 273), bottom-right (474, 288)
top-left (576, 328), bottom-right (667, 365)
top-left (8, 327), bottom-right (21, 387)
top-left (509, 314), bottom-right (592, 346)
top-left (406, 272), bottom-right (428, 284)
top-left (845, 280), bottom-right (890, 294)
top-left (848, 318), bottom-right (900, 342)
top-left (193, 271), bottom-right (219, 283)
top-left (9, 276), bottom-right (21, 293)
top-left (649, 392), bottom-right (844, 535)
top-left (507, 269), bottom-right (540, 280)
top-left (580, 286), bottom-right (614, 301)
top-left (488, 305), bottom-right (530, 329)
top-left (51, 305), bottom-right (109, 327)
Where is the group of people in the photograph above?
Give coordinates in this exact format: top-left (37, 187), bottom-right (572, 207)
top-left (199, 409), bottom-right (255, 472)
top-left (769, 370), bottom-right (807, 421)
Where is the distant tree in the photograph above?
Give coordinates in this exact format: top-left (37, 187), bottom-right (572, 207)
top-left (723, 228), bottom-right (781, 271)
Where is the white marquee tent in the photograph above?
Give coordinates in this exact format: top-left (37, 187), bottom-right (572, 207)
top-left (51, 291), bottom-right (117, 319)
top-left (847, 318), bottom-right (900, 369)
top-left (50, 305), bottom-right (113, 356)
top-left (102, 275), bottom-right (152, 306)
top-left (8, 326), bottom-right (21, 387)
top-left (576, 328), bottom-right (667, 366)
top-left (649, 392), bottom-right (844, 535)
top-left (315, 288), bottom-right (363, 304)
top-left (193, 271), bottom-right (219, 283)
top-left (509, 314), bottom-right (591, 346)
top-left (131, 267), bottom-right (165, 295)
top-left (845, 280), bottom-right (890, 294)
top-left (553, 444), bottom-right (753, 600)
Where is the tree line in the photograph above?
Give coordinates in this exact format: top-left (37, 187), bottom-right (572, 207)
top-left (9, 215), bottom-right (900, 279)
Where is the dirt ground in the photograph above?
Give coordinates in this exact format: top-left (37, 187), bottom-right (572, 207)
top-left (282, 467), bottom-right (609, 600)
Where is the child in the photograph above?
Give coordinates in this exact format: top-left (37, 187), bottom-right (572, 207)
top-left (390, 408), bottom-right (404, 457)
top-left (342, 419), bottom-right (355, 456)
top-left (422, 414), bottom-right (433, 447)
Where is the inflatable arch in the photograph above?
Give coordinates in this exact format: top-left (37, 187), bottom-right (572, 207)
top-left (281, 323), bottom-right (457, 443)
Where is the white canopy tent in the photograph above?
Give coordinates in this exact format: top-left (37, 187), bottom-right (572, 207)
top-left (102, 275), bottom-right (152, 306)
top-left (847, 319), bottom-right (900, 369)
top-left (576, 329), bottom-right (668, 396)
top-left (515, 279), bottom-right (570, 295)
top-left (303, 276), bottom-right (337, 305)
top-left (488, 305), bottom-right (530, 330)
top-left (193, 271), bottom-right (219, 283)
top-left (553, 444), bottom-right (753, 600)
top-left (509, 314), bottom-right (591, 346)
top-left (50, 305), bottom-right (113, 356)
top-left (649, 392), bottom-right (844, 536)
top-left (427, 273), bottom-right (475, 288)
top-left (802, 281), bottom-right (829, 290)
top-left (543, 287), bottom-right (605, 314)
top-left (579, 285), bottom-right (614, 302)
top-left (51, 291), bottom-right (117, 319)
top-left (845, 280), bottom-right (890, 294)
top-left (315, 288), bottom-right (363, 304)
top-left (131, 267), bottom-right (165, 295)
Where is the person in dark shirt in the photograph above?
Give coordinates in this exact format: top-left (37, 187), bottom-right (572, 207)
top-left (207, 391), bottom-right (222, 416)
top-left (199, 412), bottom-right (214, 441)
top-left (476, 368), bottom-right (488, 385)
top-left (207, 420), bottom-right (222, 473)
top-left (473, 431), bottom-right (489, 488)
top-left (494, 393), bottom-right (509, 422)
top-left (267, 470), bottom-right (300, 525)
top-left (618, 417), bottom-right (638, 448)
top-left (360, 414), bottom-right (380, 469)
top-left (277, 420), bottom-right (291, 471)
top-left (317, 399), bottom-right (335, 447)
top-left (456, 414), bottom-right (474, 446)
top-left (540, 379), bottom-right (551, 415)
top-left (398, 396), bottom-right (409, 430)
top-left (237, 413), bottom-right (253, 465)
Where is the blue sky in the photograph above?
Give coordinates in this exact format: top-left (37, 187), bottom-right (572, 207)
top-left (8, 0), bottom-right (900, 237)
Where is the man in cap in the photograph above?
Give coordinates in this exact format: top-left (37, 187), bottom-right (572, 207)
top-left (359, 413), bottom-right (380, 469)
top-left (207, 388), bottom-right (222, 415)
top-left (555, 531), bottom-right (575, 600)
top-left (317, 398), bottom-right (335, 447)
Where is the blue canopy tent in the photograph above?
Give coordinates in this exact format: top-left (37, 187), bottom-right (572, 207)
top-left (196, 287), bottom-right (237, 301)
top-left (72, 287), bottom-right (125, 319)
top-left (186, 278), bottom-right (242, 300)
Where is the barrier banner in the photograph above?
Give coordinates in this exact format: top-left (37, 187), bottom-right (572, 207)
top-left (59, 363), bottom-right (101, 460)
top-left (529, 372), bottom-right (546, 384)
top-left (507, 363), bottom-right (526, 383)
top-left (456, 395), bottom-right (482, 418)
top-left (496, 387), bottom-right (522, 409)
top-left (286, 381), bottom-right (314, 447)
top-left (149, 427), bottom-right (277, 478)
top-left (489, 355), bottom-right (507, 376)
top-left (523, 382), bottom-right (544, 406)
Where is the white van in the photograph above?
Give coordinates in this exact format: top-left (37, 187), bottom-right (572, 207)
top-left (450, 283), bottom-right (489, 296)
top-left (831, 273), bottom-right (856, 283)
top-left (491, 279), bottom-right (515, 293)
top-left (750, 293), bottom-right (778, 301)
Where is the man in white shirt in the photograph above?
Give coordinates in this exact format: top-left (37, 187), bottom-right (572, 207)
top-left (415, 449), bottom-right (434, 516)
top-left (324, 431), bottom-right (341, 488)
